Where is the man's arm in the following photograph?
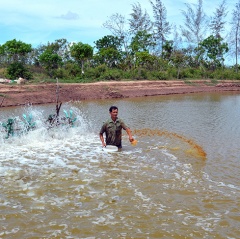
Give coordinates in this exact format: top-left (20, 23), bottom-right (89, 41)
top-left (99, 133), bottom-right (106, 147)
top-left (126, 128), bottom-right (134, 142)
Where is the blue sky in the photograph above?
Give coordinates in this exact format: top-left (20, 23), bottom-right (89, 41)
top-left (0, 0), bottom-right (237, 48)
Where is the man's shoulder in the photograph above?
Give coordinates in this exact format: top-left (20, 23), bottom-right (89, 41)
top-left (117, 118), bottom-right (125, 123)
top-left (102, 119), bottom-right (112, 126)
top-left (103, 118), bottom-right (125, 124)
top-left (105, 119), bottom-right (112, 123)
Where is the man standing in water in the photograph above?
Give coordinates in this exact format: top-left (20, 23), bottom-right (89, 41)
top-left (100, 106), bottom-right (134, 148)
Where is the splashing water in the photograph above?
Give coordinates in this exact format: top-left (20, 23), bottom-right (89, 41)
top-left (133, 128), bottom-right (207, 160)
top-left (0, 102), bottom-right (239, 238)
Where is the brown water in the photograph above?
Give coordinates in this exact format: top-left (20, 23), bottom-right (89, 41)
top-left (0, 92), bottom-right (239, 238)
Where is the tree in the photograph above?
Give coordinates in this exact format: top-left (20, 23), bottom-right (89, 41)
top-left (149, 0), bottom-right (171, 55)
top-left (31, 39), bottom-right (71, 68)
top-left (103, 13), bottom-right (129, 54)
top-left (129, 2), bottom-right (153, 35)
top-left (103, 13), bottom-right (137, 69)
top-left (130, 30), bottom-right (155, 53)
top-left (0, 39), bottom-right (32, 63)
top-left (171, 50), bottom-right (188, 79)
top-left (180, 0), bottom-right (208, 46)
top-left (162, 40), bottom-right (174, 60)
top-left (172, 25), bottom-right (183, 51)
top-left (47, 38), bottom-right (71, 63)
top-left (229, 0), bottom-right (240, 72)
top-left (95, 35), bottom-right (122, 51)
top-left (94, 35), bottom-right (122, 67)
top-left (39, 49), bottom-right (63, 77)
top-left (198, 35), bottom-right (229, 70)
top-left (0, 39), bottom-right (32, 79)
top-left (70, 42), bottom-right (93, 74)
top-left (209, 0), bottom-right (228, 38)
top-left (30, 44), bottom-right (47, 67)
top-left (135, 51), bottom-right (155, 69)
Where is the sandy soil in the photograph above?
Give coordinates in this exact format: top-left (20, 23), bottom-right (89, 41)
top-left (1, 80), bottom-right (240, 107)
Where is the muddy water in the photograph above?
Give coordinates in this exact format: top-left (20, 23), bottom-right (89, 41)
top-left (0, 92), bottom-right (239, 238)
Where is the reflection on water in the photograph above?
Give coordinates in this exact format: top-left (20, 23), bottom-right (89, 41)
top-left (0, 93), bottom-right (240, 238)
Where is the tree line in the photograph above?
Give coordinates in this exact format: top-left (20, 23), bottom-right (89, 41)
top-left (0, 0), bottom-right (240, 83)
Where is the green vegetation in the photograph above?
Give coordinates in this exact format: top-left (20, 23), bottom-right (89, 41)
top-left (0, 0), bottom-right (240, 84)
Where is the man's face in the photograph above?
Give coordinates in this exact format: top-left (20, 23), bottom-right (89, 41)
top-left (110, 109), bottom-right (118, 121)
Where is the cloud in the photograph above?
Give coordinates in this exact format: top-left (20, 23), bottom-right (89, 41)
top-left (57, 11), bottom-right (80, 20)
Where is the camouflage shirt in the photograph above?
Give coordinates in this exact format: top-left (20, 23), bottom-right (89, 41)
top-left (100, 118), bottom-right (128, 147)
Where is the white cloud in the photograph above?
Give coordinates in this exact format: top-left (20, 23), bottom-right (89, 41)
top-left (57, 11), bottom-right (80, 20)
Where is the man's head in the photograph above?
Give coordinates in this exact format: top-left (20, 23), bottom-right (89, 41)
top-left (109, 106), bottom-right (118, 112)
top-left (109, 106), bottom-right (118, 121)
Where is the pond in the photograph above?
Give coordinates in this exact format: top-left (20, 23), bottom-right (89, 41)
top-left (0, 92), bottom-right (239, 238)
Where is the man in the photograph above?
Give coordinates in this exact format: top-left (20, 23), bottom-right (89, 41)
top-left (100, 106), bottom-right (134, 148)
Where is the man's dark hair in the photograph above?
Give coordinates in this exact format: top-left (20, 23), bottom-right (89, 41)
top-left (109, 105), bottom-right (118, 112)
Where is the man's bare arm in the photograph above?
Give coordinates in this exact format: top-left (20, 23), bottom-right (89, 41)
top-left (99, 133), bottom-right (106, 147)
top-left (126, 128), bottom-right (134, 142)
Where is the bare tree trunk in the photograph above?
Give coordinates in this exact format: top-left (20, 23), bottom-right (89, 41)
top-left (236, 27), bottom-right (239, 72)
top-left (81, 60), bottom-right (84, 74)
top-left (177, 67), bottom-right (180, 79)
top-left (231, 1), bottom-right (240, 73)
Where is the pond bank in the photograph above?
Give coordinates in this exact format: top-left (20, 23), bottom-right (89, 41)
top-left (1, 80), bottom-right (240, 107)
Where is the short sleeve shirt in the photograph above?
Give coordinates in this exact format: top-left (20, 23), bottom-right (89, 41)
top-left (100, 118), bottom-right (128, 147)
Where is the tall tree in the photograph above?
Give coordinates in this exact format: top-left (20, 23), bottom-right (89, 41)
top-left (39, 49), bottom-right (63, 77)
top-left (70, 42), bottom-right (93, 74)
top-left (198, 35), bottom-right (229, 70)
top-left (129, 2), bottom-right (153, 35)
top-left (172, 25), bottom-right (183, 51)
top-left (95, 35), bottom-right (122, 51)
top-left (130, 30), bottom-right (155, 53)
top-left (0, 39), bottom-right (33, 79)
top-left (30, 44), bottom-right (48, 66)
top-left (49, 38), bottom-right (71, 63)
top-left (162, 40), bottom-right (174, 60)
top-left (209, 0), bottom-right (228, 38)
top-left (31, 39), bottom-right (71, 67)
top-left (229, 0), bottom-right (240, 71)
top-left (94, 35), bottom-right (122, 67)
top-left (0, 39), bottom-right (32, 63)
top-left (103, 13), bottom-right (129, 54)
top-left (180, 0), bottom-right (208, 46)
top-left (149, 0), bottom-right (171, 55)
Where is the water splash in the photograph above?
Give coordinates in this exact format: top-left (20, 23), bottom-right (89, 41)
top-left (133, 128), bottom-right (207, 160)
top-left (0, 104), bottom-right (90, 141)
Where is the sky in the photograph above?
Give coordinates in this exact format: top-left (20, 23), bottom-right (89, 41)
top-left (0, 0), bottom-right (237, 48)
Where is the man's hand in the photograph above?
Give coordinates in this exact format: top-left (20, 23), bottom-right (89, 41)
top-left (129, 137), bottom-right (134, 143)
top-left (102, 142), bottom-right (107, 147)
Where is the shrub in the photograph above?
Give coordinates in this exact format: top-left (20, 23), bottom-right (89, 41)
top-left (63, 62), bottom-right (82, 77)
top-left (83, 68), bottom-right (100, 80)
top-left (129, 68), bottom-right (148, 80)
top-left (211, 68), bottom-right (240, 80)
top-left (100, 69), bottom-right (122, 81)
top-left (0, 67), bottom-right (6, 78)
top-left (6, 62), bottom-right (32, 80)
top-left (150, 71), bottom-right (168, 80)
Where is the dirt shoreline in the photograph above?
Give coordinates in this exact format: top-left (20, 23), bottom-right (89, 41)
top-left (1, 80), bottom-right (240, 107)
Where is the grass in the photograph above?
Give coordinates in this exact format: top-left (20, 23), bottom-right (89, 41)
top-left (203, 79), bottom-right (219, 86)
top-left (183, 79), bottom-right (197, 86)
